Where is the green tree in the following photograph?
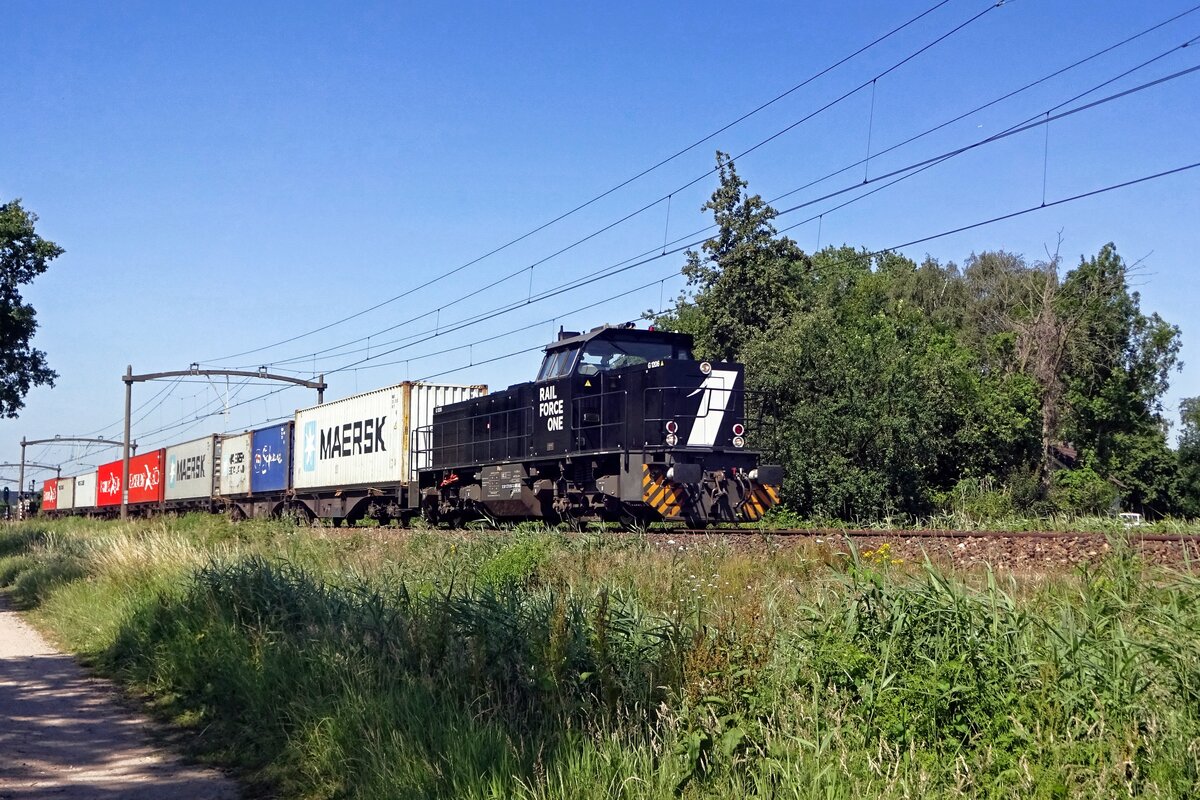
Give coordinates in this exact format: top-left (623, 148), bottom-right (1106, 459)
top-left (1058, 244), bottom-right (1181, 513)
top-left (1, 200), bottom-right (61, 417)
top-left (743, 260), bottom-right (984, 518)
top-left (658, 157), bottom-right (1181, 521)
top-left (1175, 398), bottom-right (1200, 518)
top-left (669, 152), bottom-right (804, 361)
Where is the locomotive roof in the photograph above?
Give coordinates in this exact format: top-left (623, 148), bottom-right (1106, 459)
top-left (544, 323), bottom-right (694, 352)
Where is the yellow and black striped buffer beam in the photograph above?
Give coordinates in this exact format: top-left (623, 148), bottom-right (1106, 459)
top-left (641, 464), bottom-right (683, 519)
top-left (740, 483), bottom-right (780, 521)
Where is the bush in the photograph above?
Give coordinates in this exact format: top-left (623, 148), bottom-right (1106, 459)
top-left (1050, 467), bottom-right (1119, 515)
top-left (0, 526), bottom-right (47, 558)
top-left (0, 554), bottom-right (36, 587)
top-left (944, 476), bottom-right (1014, 522)
top-left (476, 533), bottom-right (553, 587)
top-left (9, 553), bottom-right (87, 608)
top-left (5, 515), bottom-right (1200, 798)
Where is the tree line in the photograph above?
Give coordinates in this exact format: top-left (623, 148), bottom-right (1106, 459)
top-left (658, 154), bottom-right (1199, 521)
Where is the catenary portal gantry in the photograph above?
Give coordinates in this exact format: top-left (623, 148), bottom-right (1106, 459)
top-left (120, 366), bottom-right (327, 519)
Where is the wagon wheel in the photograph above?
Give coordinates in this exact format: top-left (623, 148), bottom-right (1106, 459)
top-left (616, 504), bottom-right (656, 533)
top-left (420, 500), bottom-right (440, 528)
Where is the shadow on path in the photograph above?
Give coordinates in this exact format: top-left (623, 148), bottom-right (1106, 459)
top-left (0, 598), bottom-right (239, 800)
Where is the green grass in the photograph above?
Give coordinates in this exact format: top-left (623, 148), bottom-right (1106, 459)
top-left (1, 514), bottom-right (1198, 798)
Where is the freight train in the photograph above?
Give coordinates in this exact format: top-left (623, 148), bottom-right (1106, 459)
top-left (39, 323), bottom-right (782, 527)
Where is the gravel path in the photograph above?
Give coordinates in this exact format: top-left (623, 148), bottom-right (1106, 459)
top-left (0, 598), bottom-right (239, 800)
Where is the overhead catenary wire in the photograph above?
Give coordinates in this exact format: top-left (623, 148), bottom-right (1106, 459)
top-left (773, 60), bottom-right (1200, 225)
top-left (251, 59), bottom-right (1200, 382)
top-left (34, 37), bottom-right (1200, 463)
top-left (204, 0), bottom-right (1000, 365)
top-left (16, 11), bottom-right (1199, 468)
top-left (241, 20), bottom-right (1200, 378)
top-left (127, 378), bottom-right (256, 443)
top-left (58, 155), bottom-right (1200, 454)
top-left (77, 375), bottom-right (182, 439)
top-left (132, 378), bottom-right (263, 448)
top-left (380, 160), bottom-right (1200, 384)
top-left (773, 50), bottom-right (1200, 214)
top-left (329, 275), bottom-right (683, 374)
top-left (75, 14), bottom-right (1200, 450)
top-left (767, 6), bottom-right (1200, 206)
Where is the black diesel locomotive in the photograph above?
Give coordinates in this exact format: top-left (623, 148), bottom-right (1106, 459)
top-left (412, 323), bottom-right (782, 525)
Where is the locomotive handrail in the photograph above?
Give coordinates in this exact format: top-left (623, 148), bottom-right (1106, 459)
top-left (411, 405), bottom-right (536, 474)
top-left (642, 384), bottom-right (769, 449)
top-left (569, 389), bottom-right (630, 452)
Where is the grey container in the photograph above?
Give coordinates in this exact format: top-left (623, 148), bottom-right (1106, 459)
top-left (73, 471), bottom-right (97, 508)
top-left (164, 435), bottom-right (221, 501)
top-left (219, 432), bottom-right (253, 496)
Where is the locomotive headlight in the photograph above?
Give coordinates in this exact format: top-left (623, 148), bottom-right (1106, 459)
top-left (732, 423), bottom-right (745, 436)
top-left (666, 433), bottom-right (679, 447)
top-left (665, 420), bottom-right (679, 434)
top-left (732, 435), bottom-right (746, 448)
top-left (699, 361), bottom-right (712, 375)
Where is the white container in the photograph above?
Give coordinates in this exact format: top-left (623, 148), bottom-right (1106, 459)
top-left (57, 477), bottom-right (76, 510)
top-left (164, 435), bottom-right (220, 501)
top-left (293, 381), bottom-right (485, 490)
top-left (219, 432), bottom-right (252, 496)
top-left (74, 471), bottom-right (97, 508)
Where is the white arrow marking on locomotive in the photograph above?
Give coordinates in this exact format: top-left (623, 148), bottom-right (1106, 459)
top-left (685, 369), bottom-right (738, 447)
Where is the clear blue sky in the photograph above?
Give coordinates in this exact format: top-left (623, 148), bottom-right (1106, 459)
top-left (3, 0), bottom-right (1198, 478)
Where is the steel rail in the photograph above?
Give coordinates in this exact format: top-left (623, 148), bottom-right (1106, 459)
top-left (671, 528), bottom-right (1200, 544)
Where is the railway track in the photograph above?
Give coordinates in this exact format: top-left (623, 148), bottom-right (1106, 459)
top-left (647, 527), bottom-right (1200, 569)
top-left (671, 527), bottom-right (1200, 544)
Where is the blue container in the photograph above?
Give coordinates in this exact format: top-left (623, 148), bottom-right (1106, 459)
top-left (250, 422), bottom-right (293, 493)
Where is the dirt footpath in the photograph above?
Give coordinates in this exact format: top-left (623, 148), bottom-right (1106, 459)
top-left (0, 598), bottom-right (239, 799)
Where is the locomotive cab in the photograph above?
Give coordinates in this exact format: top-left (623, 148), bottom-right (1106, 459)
top-left (415, 323), bottom-right (782, 526)
top-left (530, 324), bottom-right (695, 457)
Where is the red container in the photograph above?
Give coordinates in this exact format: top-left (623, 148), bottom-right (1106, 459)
top-left (42, 479), bottom-right (58, 511)
top-left (97, 450), bottom-right (165, 507)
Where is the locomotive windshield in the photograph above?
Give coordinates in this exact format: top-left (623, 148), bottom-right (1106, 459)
top-left (536, 327), bottom-right (696, 381)
top-left (536, 345), bottom-right (580, 381)
top-left (576, 337), bottom-right (693, 375)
